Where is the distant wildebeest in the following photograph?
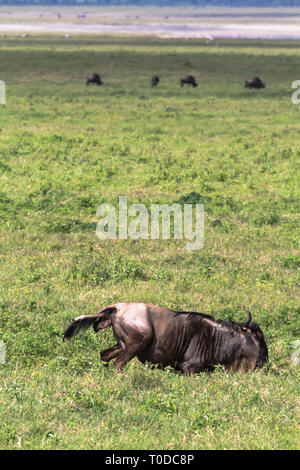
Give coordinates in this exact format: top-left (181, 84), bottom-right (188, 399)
top-left (151, 75), bottom-right (160, 86)
top-left (63, 303), bottom-right (268, 374)
top-left (245, 76), bottom-right (265, 89)
top-left (86, 73), bottom-right (103, 86)
top-left (180, 75), bottom-right (198, 87)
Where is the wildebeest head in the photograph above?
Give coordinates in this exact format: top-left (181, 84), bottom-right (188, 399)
top-left (237, 312), bottom-right (268, 369)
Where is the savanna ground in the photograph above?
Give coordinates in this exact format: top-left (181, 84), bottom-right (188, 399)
top-left (0, 33), bottom-right (299, 450)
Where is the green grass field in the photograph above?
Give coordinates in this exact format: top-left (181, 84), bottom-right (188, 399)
top-left (0, 34), bottom-right (299, 450)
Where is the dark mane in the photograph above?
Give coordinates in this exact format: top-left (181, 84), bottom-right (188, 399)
top-left (215, 318), bottom-right (244, 333)
top-left (174, 311), bottom-right (244, 333)
top-left (173, 311), bottom-right (214, 322)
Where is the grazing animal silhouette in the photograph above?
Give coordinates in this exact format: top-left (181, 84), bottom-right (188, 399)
top-left (151, 75), bottom-right (160, 86)
top-left (63, 303), bottom-right (268, 374)
top-left (245, 77), bottom-right (265, 89)
top-left (180, 75), bottom-right (198, 87)
top-left (86, 73), bottom-right (103, 86)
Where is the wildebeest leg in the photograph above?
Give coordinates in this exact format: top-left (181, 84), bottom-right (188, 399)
top-left (242, 358), bottom-right (256, 372)
top-left (113, 331), bottom-right (150, 371)
top-left (100, 344), bottom-right (122, 363)
top-left (113, 347), bottom-right (139, 370)
top-left (177, 360), bottom-right (202, 375)
top-left (225, 359), bottom-right (241, 373)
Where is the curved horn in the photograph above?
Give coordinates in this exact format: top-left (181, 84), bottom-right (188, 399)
top-left (244, 311), bottom-right (252, 327)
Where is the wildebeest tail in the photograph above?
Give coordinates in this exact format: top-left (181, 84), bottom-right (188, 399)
top-left (63, 306), bottom-right (116, 341)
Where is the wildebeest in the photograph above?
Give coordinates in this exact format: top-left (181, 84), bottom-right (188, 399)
top-left (63, 303), bottom-right (268, 374)
top-left (245, 76), bottom-right (265, 89)
top-left (86, 73), bottom-right (103, 86)
top-left (180, 75), bottom-right (198, 87)
top-left (151, 75), bottom-right (160, 86)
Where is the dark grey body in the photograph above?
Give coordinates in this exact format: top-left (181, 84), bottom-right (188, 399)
top-left (245, 77), bottom-right (265, 89)
top-left (180, 75), bottom-right (198, 87)
top-left (151, 75), bottom-right (160, 86)
top-left (63, 303), bottom-right (268, 374)
top-left (86, 73), bottom-right (103, 86)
